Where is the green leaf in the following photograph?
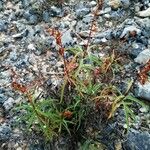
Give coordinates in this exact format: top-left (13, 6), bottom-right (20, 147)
top-left (125, 95), bottom-right (148, 109)
top-left (63, 120), bottom-right (71, 134)
top-left (88, 54), bottom-right (102, 65)
top-left (60, 79), bottom-right (67, 103)
top-left (123, 103), bottom-right (129, 130)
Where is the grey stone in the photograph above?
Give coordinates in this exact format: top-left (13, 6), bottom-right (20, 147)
top-left (13, 0), bottom-right (20, 4)
top-left (0, 1), bottom-right (4, 11)
top-left (136, 36), bottom-right (148, 46)
top-left (15, 55), bottom-right (29, 69)
top-left (94, 38), bottom-right (108, 44)
top-left (127, 42), bottom-right (146, 58)
top-left (21, 0), bottom-right (30, 8)
top-left (95, 30), bottom-right (112, 39)
top-left (12, 29), bottom-right (28, 39)
top-left (50, 6), bottom-right (62, 17)
top-left (134, 49), bottom-right (150, 65)
top-left (34, 37), bottom-right (54, 55)
top-left (120, 0), bottom-right (130, 8)
top-left (142, 29), bottom-right (150, 38)
top-left (135, 18), bottom-right (150, 37)
top-left (123, 131), bottom-right (150, 150)
top-left (61, 30), bottom-right (74, 47)
top-left (3, 97), bottom-right (15, 111)
top-left (100, 7), bottom-right (112, 15)
top-left (28, 15), bottom-right (38, 25)
top-left (88, 1), bottom-right (97, 7)
top-left (136, 18), bottom-right (150, 29)
top-left (15, 22), bottom-right (26, 32)
top-left (135, 4), bottom-right (140, 12)
top-left (120, 26), bottom-right (141, 38)
top-left (75, 20), bottom-right (90, 32)
top-left (137, 7), bottom-right (150, 17)
top-left (135, 82), bottom-right (150, 101)
top-left (82, 14), bottom-right (93, 24)
top-left (0, 94), bottom-right (7, 104)
top-left (23, 10), bottom-right (31, 20)
top-left (9, 50), bottom-right (18, 61)
top-left (111, 29), bottom-right (122, 38)
top-left (0, 20), bottom-right (8, 32)
top-left (9, 12), bottom-right (17, 21)
top-left (110, 9), bottom-right (126, 19)
top-left (78, 31), bottom-right (90, 38)
top-left (75, 8), bottom-right (90, 18)
top-left (0, 125), bottom-right (12, 141)
top-left (43, 11), bottom-right (50, 23)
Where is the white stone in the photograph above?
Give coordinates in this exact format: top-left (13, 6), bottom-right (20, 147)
top-left (136, 82), bottom-right (150, 101)
top-left (28, 44), bottom-right (35, 50)
top-left (104, 14), bottom-right (111, 19)
top-left (101, 38), bottom-right (107, 43)
top-left (3, 97), bottom-right (15, 111)
top-left (109, 0), bottom-right (121, 9)
top-left (12, 33), bottom-right (23, 38)
top-left (137, 7), bottom-right (150, 17)
top-left (16, 147), bottom-right (22, 150)
top-left (89, 1), bottom-right (97, 7)
top-left (109, 0), bottom-right (130, 9)
top-left (139, 107), bottom-right (148, 113)
top-left (100, 7), bottom-right (112, 15)
top-left (123, 124), bottom-right (128, 129)
top-left (134, 49), bottom-right (150, 65)
top-left (135, 4), bottom-right (140, 12)
top-left (132, 43), bottom-right (139, 49)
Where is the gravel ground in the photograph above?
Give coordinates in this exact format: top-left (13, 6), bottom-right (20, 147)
top-left (0, 0), bottom-right (150, 150)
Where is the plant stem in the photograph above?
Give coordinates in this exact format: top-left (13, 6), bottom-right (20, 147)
top-left (85, 0), bottom-right (103, 54)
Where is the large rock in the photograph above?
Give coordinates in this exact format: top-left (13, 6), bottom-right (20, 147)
top-left (0, 124), bottom-right (12, 141)
top-left (137, 7), bottom-right (150, 17)
top-left (135, 18), bottom-right (150, 29)
top-left (135, 82), bottom-right (150, 101)
top-left (123, 131), bottom-right (150, 150)
top-left (134, 49), bottom-right (150, 65)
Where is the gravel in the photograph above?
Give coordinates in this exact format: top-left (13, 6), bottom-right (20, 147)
top-left (135, 82), bottom-right (150, 101)
top-left (0, 0), bottom-right (150, 149)
top-left (123, 130), bottom-right (150, 150)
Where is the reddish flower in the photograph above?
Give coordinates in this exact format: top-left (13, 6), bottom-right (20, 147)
top-left (11, 82), bottom-right (27, 93)
top-left (62, 110), bottom-right (73, 119)
top-left (93, 67), bottom-right (101, 77)
top-left (139, 60), bottom-right (150, 84)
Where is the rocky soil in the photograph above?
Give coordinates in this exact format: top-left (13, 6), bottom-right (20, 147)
top-left (0, 0), bottom-right (150, 150)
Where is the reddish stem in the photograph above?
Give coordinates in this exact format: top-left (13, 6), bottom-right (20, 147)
top-left (85, 0), bottom-right (103, 53)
